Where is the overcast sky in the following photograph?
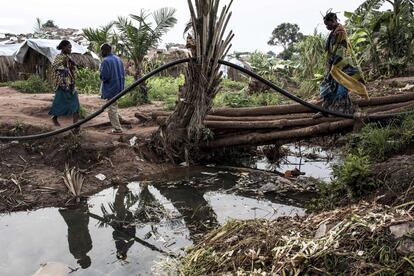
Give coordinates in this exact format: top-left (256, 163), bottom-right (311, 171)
top-left (1, 0), bottom-right (366, 52)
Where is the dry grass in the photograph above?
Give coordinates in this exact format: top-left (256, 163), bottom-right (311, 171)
top-left (159, 202), bottom-right (414, 275)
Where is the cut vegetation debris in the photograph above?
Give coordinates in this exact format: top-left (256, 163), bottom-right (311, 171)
top-left (164, 202), bottom-right (414, 275)
top-left (62, 164), bottom-right (85, 200)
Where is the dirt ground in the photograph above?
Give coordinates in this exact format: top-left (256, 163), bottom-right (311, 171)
top-left (0, 87), bottom-right (174, 212)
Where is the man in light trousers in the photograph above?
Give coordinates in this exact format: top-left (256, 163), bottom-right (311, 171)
top-left (100, 43), bottom-right (125, 134)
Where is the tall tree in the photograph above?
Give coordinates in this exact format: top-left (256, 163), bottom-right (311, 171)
top-left (268, 23), bottom-right (304, 50)
top-left (42, 20), bottom-right (58, 28)
top-left (82, 23), bottom-right (119, 54)
top-left (268, 23), bottom-right (303, 60)
top-left (116, 8), bottom-right (177, 102)
top-left (151, 0), bottom-right (234, 163)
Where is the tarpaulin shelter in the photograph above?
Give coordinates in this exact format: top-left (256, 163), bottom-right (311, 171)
top-left (0, 43), bottom-right (22, 82)
top-left (0, 39), bottom-right (100, 82)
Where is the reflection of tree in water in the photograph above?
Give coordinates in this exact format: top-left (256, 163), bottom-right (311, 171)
top-left (156, 181), bottom-right (218, 240)
top-left (59, 205), bottom-right (92, 269)
top-left (135, 184), bottom-right (167, 223)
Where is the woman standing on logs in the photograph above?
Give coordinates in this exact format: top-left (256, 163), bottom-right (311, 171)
top-left (49, 40), bottom-right (80, 130)
top-left (313, 11), bottom-right (369, 119)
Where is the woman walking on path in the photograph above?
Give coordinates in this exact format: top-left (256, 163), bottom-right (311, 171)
top-left (49, 40), bottom-right (80, 128)
top-left (313, 11), bottom-right (369, 119)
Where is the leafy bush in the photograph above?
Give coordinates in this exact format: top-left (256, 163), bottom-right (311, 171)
top-left (214, 91), bottom-right (282, 108)
top-left (220, 78), bottom-right (247, 92)
top-left (119, 75), bottom-right (184, 109)
top-left (76, 68), bottom-right (100, 94)
top-left (308, 152), bottom-right (377, 210)
top-left (118, 89), bottom-right (146, 108)
top-left (118, 76), bottom-right (149, 108)
top-left (9, 75), bottom-right (52, 93)
top-left (147, 75), bottom-right (184, 102)
top-left (349, 115), bottom-right (414, 161)
top-left (293, 31), bottom-right (326, 97)
top-left (333, 153), bottom-right (378, 197)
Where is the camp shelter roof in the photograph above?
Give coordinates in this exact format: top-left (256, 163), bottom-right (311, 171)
top-left (14, 39), bottom-right (99, 64)
top-left (0, 43), bottom-right (21, 57)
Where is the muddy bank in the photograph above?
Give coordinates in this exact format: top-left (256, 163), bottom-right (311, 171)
top-left (0, 125), bottom-right (173, 212)
top-left (372, 153), bottom-right (414, 205)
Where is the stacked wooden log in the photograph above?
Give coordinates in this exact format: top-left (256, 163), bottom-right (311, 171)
top-left (148, 93), bottom-right (414, 148)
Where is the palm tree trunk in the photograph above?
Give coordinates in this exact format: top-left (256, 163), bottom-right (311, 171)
top-left (150, 0), bottom-right (234, 163)
top-left (133, 60), bottom-right (149, 103)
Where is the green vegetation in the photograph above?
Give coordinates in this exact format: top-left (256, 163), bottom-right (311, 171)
top-left (247, 51), bottom-right (293, 88)
top-left (345, 0), bottom-right (414, 78)
top-left (214, 91), bottom-right (282, 108)
top-left (83, 23), bottom-right (121, 55)
top-left (4, 75), bottom-right (52, 93)
top-left (75, 68), bottom-right (101, 94)
top-left (310, 114), bottom-right (414, 210)
top-left (117, 75), bottom-right (145, 108)
top-left (294, 31), bottom-right (326, 97)
top-left (220, 78), bottom-right (247, 92)
top-left (267, 22), bottom-right (304, 60)
top-left (118, 75), bottom-right (184, 109)
top-left (349, 115), bottom-right (414, 161)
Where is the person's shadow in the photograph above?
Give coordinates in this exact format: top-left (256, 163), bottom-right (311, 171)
top-left (59, 205), bottom-right (92, 269)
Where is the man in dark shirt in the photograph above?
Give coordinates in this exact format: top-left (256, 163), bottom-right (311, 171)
top-left (100, 43), bottom-right (125, 134)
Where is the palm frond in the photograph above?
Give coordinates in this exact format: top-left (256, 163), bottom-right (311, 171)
top-left (33, 17), bottom-right (43, 33)
top-left (152, 7), bottom-right (178, 35)
top-left (62, 164), bottom-right (85, 197)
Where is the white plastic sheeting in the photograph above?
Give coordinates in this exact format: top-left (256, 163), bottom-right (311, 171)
top-left (0, 43), bottom-right (21, 57)
top-left (14, 39), bottom-right (99, 63)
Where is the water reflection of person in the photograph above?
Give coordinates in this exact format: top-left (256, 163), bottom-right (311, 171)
top-left (112, 184), bottom-right (136, 261)
top-left (59, 205), bottom-right (92, 269)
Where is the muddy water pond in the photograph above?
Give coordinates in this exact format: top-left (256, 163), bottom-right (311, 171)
top-left (239, 144), bottom-right (339, 181)
top-left (0, 168), bottom-right (306, 276)
top-left (0, 144), bottom-right (338, 276)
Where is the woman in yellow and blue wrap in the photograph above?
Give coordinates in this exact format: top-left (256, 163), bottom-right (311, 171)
top-left (314, 11), bottom-right (369, 119)
top-left (49, 40), bottom-right (80, 127)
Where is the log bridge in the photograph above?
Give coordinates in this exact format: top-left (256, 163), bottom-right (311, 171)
top-left (149, 92), bottom-right (414, 148)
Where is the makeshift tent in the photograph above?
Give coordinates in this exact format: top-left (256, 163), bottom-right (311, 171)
top-left (0, 39), bottom-right (99, 82)
top-left (14, 39), bottom-right (99, 63)
top-left (0, 43), bottom-right (22, 82)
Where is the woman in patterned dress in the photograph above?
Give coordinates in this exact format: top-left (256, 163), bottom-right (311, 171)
top-left (49, 40), bottom-right (80, 127)
top-left (313, 12), bottom-right (368, 119)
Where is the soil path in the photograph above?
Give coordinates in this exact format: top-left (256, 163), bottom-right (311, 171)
top-left (0, 87), bottom-right (161, 140)
top-left (0, 87), bottom-right (174, 212)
